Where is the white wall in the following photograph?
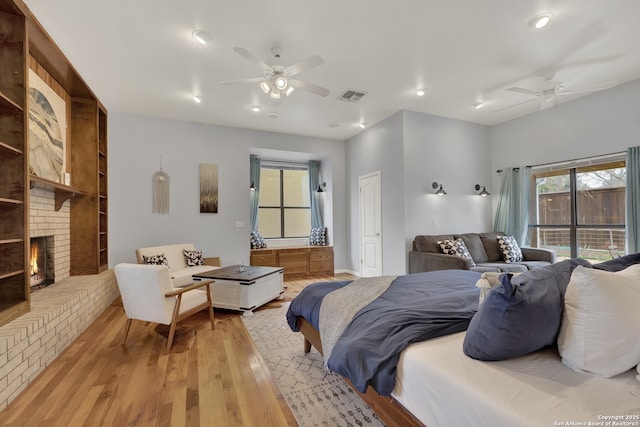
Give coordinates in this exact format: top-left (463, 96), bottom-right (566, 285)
top-left (346, 110), bottom-right (493, 275)
top-left (490, 79), bottom-right (640, 184)
top-left (108, 112), bottom-right (347, 269)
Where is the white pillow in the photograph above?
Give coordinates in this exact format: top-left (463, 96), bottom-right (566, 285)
top-left (557, 265), bottom-right (640, 377)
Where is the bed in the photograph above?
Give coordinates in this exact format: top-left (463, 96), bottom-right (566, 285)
top-left (286, 263), bottom-right (640, 427)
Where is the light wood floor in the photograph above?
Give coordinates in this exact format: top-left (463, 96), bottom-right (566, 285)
top-left (0, 274), bottom-right (355, 427)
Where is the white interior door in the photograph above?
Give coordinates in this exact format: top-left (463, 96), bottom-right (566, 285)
top-left (359, 171), bottom-right (382, 277)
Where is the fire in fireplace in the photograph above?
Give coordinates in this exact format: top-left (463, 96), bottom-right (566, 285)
top-left (30, 236), bottom-right (54, 290)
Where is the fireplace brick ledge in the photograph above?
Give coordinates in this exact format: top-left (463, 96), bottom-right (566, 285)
top-left (0, 269), bottom-right (118, 410)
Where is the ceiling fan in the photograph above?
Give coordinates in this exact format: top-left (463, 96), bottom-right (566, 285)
top-left (220, 46), bottom-right (330, 99)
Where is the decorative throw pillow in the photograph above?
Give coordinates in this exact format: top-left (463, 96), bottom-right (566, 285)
top-left (438, 238), bottom-right (476, 267)
top-left (557, 265), bottom-right (640, 377)
top-left (250, 229), bottom-right (267, 249)
top-left (183, 249), bottom-right (204, 266)
top-left (463, 258), bottom-right (591, 361)
top-left (497, 235), bottom-right (523, 263)
top-left (309, 227), bottom-right (327, 246)
top-left (142, 253), bottom-right (168, 267)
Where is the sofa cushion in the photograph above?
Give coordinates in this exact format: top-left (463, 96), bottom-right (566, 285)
top-left (474, 262), bottom-right (527, 273)
top-left (456, 233), bottom-right (488, 263)
top-left (137, 243), bottom-right (197, 271)
top-left (463, 258), bottom-right (591, 361)
top-left (515, 260), bottom-right (552, 270)
top-left (414, 234), bottom-right (454, 253)
top-left (479, 232), bottom-right (504, 262)
top-left (171, 265), bottom-right (218, 287)
top-left (438, 238), bottom-right (476, 266)
top-left (497, 235), bottom-right (523, 262)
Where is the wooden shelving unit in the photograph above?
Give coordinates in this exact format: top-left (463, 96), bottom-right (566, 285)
top-left (0, 0), bottom-right (108, 326)
top-left (0, 4), bottom-right (28, 326)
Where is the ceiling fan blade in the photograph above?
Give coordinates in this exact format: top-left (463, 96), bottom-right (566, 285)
top-left (285, 55), bottom-right (324, 76)
top-left (220, 77), bottom-right (265, 86)
top-left (507, 87), bottom-right (540, 96)
top-left (492, 97), bottom-right (539, 113)
top-left (289, 79), bottom-right (330, 97)
top-left (233, 47), bottom-right (271, 73)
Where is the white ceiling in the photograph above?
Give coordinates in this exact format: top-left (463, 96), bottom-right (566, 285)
top-left (23, 0), bottom-right (640, 141)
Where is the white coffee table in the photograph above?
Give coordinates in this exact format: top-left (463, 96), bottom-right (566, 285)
top-left (192, 265), bottom-right (284, 316)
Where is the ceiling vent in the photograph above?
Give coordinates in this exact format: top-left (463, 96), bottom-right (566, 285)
top-left (337, 89), bottom-right (367, 103)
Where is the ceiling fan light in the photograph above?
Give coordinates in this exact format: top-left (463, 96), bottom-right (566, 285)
top-left (275, 76), bottom-right (288, 90)
top-left (192, 30), bottom-right (212, 45)
top-left (192, 95), bottom-right (202, 103)
top-left (528, 13), bottom-right (552, 29)
top-left (270, 88), bottom-right (281, 99)
top-left (259, 81), bottom-right (271, 94)
top-left (284, 86), bottom-right (295, 96)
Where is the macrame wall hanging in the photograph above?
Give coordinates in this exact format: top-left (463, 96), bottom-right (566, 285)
top-left (152, 156), bottom-right (170, 214)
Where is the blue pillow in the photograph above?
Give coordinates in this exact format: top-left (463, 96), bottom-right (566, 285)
top-left (463, 258), bottom-right (591, 361)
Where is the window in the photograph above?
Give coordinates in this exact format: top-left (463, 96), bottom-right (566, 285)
top-left (258, 167), bottom-right (311, 238)
top-left (528, 160), bottom-right (626, 262)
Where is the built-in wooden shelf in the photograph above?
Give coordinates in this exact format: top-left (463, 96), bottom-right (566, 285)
top-left (30, 175), bottom-right (88, 211)
top-left (0, 141), bottom-right (23, 156)
top-left (0, 198), bottom-right (24, 205)
top-left (0, 90), bottom-right (23, 112)
top-left (0, 270), bottom-right (24, 280)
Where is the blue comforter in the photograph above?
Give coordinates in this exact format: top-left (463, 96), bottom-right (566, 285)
top-left (286, 270), bottom-right (480, 396)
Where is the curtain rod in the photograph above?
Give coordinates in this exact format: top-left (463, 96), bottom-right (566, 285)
top-left (497, 151), bottom-right (626, 174)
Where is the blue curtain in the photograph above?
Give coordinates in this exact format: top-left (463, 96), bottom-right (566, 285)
top-left (626, 146), bottom-right (640, 253)
top-left (308, 161), bottom-right (324, 228)
top-left (249, 155), bottom-right (261, 231)
top-left (493, 166), bottom-right (531, 245)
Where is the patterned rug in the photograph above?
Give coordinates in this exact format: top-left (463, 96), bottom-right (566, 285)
top-left (242, 302), bottom-right (385, 427)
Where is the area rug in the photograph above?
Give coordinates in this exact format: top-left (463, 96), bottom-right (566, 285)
top-left (242, 302), bottom-right (385, 427)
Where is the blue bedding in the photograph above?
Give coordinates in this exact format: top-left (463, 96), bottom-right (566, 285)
top-left (286, 270), bottom-right (480, 395)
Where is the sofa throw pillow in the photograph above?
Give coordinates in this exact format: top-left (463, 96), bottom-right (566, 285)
top-left (497, 235), bottom-right (523, 263)
top-left (142, 253), bottom-right (169, 267)
top-left (557, 265), bottom-right (640, 377)
top-left (183, 249), bottom-right (204, 266)
top-left (250, 229), bottom-right (267, 249)
top-left (463, 258), bottom-right (591, 361)
top-left (438, 238), bottom-right (476, 267)
top-left (309, 227), bottom-right (327, 246)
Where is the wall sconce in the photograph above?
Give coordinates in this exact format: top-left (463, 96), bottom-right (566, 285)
top-left (432, 182), bottom-right (447, 196)
top-left (249, 181), bottom-right (256, 191)
top-left (475, 184), bottom-right (490, 197)
top-left (316, 182), bottom-right (327, 193)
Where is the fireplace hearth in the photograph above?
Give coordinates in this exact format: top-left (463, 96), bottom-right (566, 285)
top-left (30, 236), bottom-right (55, 290)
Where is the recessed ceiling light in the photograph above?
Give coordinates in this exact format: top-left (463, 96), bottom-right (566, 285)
top-left (252, 105), bottom-right (261, 112)
top-left (415, 89), bottom-right (426, 97)
top-left (266, 112), bottom-right (280, 119)
top-left (528, 13), bottom-right (552, 29)
top-left (473, 102), bottom-right (484, 110)
top-left (192, 30), bottom-right (213, 45)
top-left (358, 122), bottom-right (367, 129)
top-left (329, 122), bottom-right (340, 128)
top-left (192, 95), bottom-right (202, 103)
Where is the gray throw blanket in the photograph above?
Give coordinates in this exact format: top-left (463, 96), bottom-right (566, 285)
top-left (318, 275), bottom-right (397, 366)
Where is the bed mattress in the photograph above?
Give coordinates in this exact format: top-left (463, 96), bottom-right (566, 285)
top-left (392, 332), bottom-right (640, 427)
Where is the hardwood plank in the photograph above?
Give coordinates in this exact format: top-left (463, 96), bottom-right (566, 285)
top-left (0, 274), bottom-right (359, 426)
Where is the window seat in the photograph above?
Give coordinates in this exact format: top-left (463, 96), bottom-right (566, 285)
top-left (250, 246), bottom-right (334, 277)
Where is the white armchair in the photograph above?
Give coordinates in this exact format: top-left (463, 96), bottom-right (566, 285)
top-left (114, 263), bottom-right (215, 353)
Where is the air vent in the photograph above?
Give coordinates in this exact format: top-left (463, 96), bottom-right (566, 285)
top-left (337, 89), bottom-right (367, 103)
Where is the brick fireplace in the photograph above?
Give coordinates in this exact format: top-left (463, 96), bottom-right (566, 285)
top-left (29, 182), bottom-right (71, 283)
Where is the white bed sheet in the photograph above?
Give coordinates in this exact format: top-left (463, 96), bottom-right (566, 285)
top-left (392, 332), bottom-right (640, 427)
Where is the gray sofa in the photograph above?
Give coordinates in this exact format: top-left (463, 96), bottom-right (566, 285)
top-left (408, 232), bottom-right (556, 273)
